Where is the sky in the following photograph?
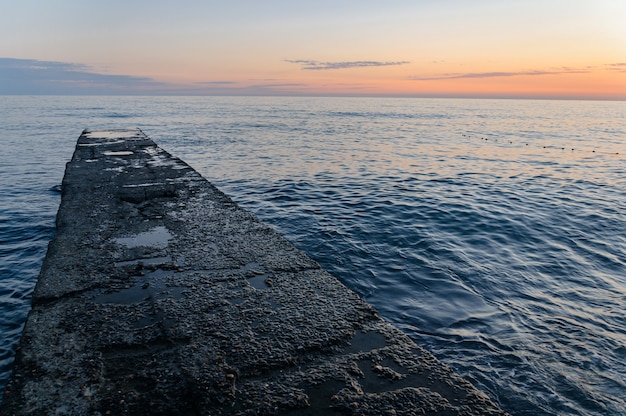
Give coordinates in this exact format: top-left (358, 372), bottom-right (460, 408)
top-left (1, 0), bottom-right (625, 99)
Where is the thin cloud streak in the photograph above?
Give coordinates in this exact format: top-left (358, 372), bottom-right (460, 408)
top-left (286, 59), bottom-right (410, 70)
top-left (411, 68), bottom-right (591, 81)
top-left (606, 63), bottom-right (626, 73)
top-left (248, 83), bottom-right (308, 88)
top-left (194, 81), bottom-right (238, 85)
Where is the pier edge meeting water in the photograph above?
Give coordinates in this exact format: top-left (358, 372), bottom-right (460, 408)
top-left (1, 96), bottom-right (625, 415)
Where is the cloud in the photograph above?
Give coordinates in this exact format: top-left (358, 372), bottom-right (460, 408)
top-left (286, 59), bottom-right (410, 70)
top-left (194, 81), bottom-right (238, 85)
top-left (410, 68), bottom-right (590, 81)
top-left (248, 82), bottom-right (308, 88)
top-left (606, 63), bottom-right (626, 73)
top-left (0, 57), bottom-right (164, 94)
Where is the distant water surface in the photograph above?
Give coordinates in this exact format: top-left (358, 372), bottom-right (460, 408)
top-left (1, 96), bottom-right (624, 415)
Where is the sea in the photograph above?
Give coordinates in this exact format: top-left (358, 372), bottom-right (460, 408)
top-left (1, 96), bottom-right (624, 415)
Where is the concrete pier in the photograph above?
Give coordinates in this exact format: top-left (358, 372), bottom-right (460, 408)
top-left (1, 129), bottom-right (507, 415)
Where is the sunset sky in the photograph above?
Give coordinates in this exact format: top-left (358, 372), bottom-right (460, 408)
top-left (1, 0), bottom-right (625, 99)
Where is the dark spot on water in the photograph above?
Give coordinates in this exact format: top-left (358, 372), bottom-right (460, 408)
top-left (105, 113), bottom-right (132, 118)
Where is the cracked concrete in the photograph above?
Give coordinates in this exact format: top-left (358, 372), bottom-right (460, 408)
top-left (1, 128), bottom-right (508, 415)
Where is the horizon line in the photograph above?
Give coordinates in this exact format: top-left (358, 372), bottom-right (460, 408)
top-left (1, 92), bottom-right (624, 102)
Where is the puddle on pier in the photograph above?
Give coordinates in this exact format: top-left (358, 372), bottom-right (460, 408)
top-left (94, 280), bottom-right (151, 305)
top-left (114, 255), bottom-right (172, 268)
top-left (242, 262), bottom-right (270, 290)
top-left (103, 151), bottom-right (134, 156)
top-left (94, 269), bottom-right (183, 305)
top-left (247, 274), bottom-right (270, 290)
top-left (115, 226), bottom-right (172, 249)
top-left (343, 331), bottom-right (387, 354)
top-left (83, 130), bottom-right (142, 140)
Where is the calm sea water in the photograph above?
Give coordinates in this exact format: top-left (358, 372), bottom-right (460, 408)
top-left (1, 96), bottom-right (624, 415)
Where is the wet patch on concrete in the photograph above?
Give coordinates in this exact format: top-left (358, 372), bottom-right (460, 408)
top-left (94, 280), bottom-right (152, 305)
top-left (288, 379), bottom-right (346, 416)
top-left (344, 330), bottom-right (387, 354)
top-left (115, 226), bottom-right (172, 249)
top-left (114, 255), bottom-right (172, 268)
top-left (93, 269), bottom-right (184, 307)
top-left (247, 273), bottom-right (270, 290)
top-left (103, 150), bottom-right (134, 156)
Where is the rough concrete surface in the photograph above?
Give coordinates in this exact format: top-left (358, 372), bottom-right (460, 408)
top-left (1, 129), bottom-right (509, 415)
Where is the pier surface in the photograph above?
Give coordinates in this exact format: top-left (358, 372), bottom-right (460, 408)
top-left (1, 129), bottom-right (507, 415)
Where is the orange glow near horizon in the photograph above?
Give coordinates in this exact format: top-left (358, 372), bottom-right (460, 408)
top-left (401, 71), bottom-right (626, 100)
top-left (171, 65), bottom-right (624, 100)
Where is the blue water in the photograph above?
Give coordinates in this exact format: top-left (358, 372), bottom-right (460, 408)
top-left (1, 96), bottom-right (625, 415)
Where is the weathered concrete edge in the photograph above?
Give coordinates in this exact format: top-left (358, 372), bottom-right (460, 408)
top-left (1, 128), bottom-right (509, 415)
